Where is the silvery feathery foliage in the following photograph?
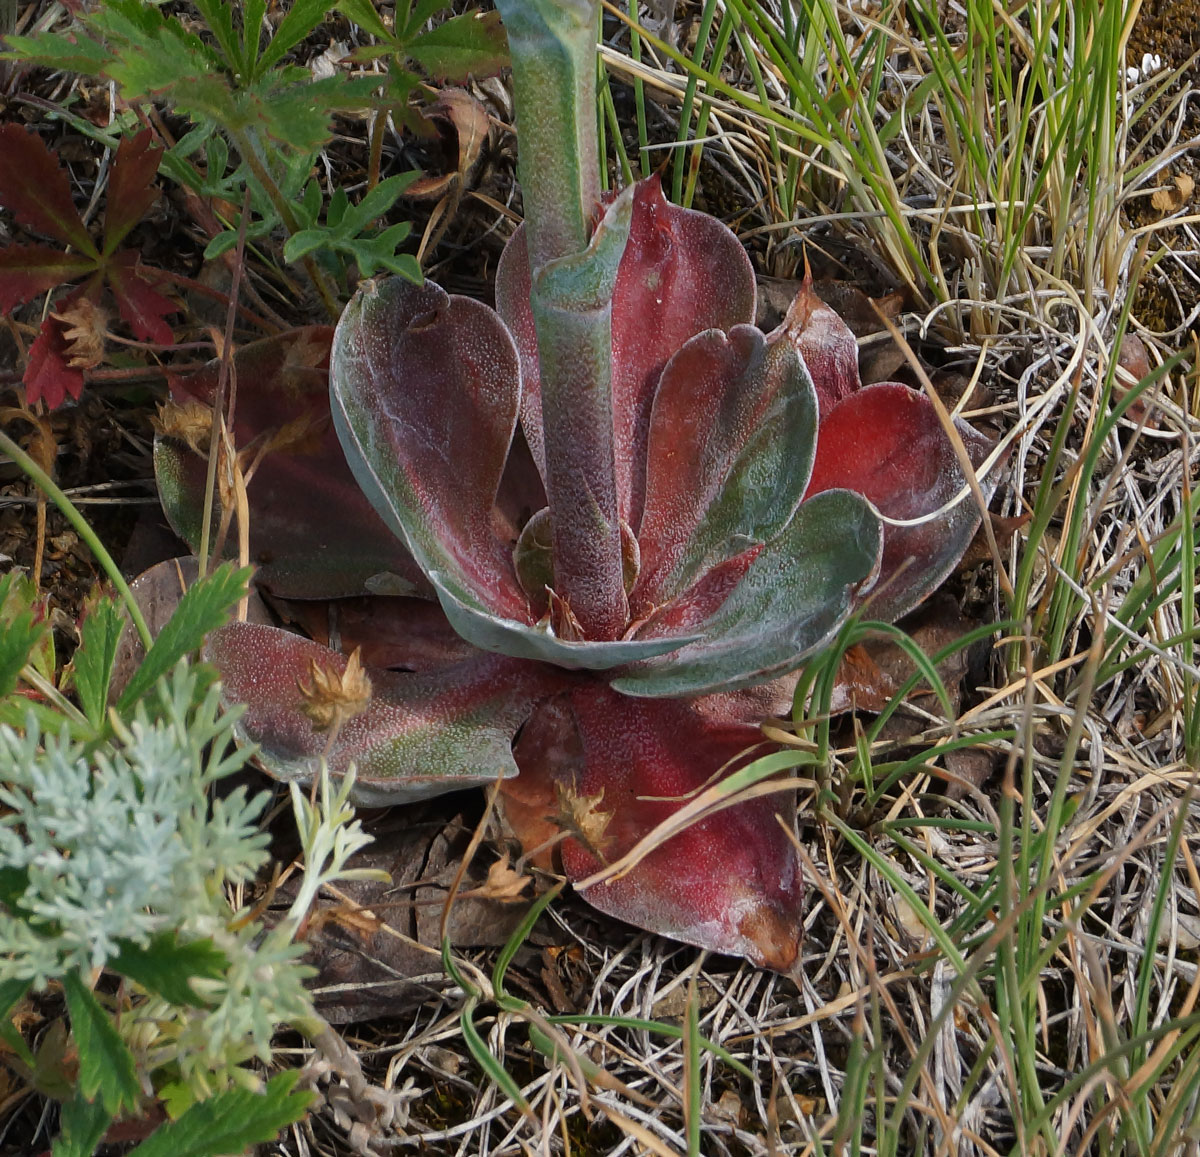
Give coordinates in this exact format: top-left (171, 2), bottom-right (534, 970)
top-left (0, 659), bottom-right (388, 1093)
top-left (0, 664), bottom-right (270, 987)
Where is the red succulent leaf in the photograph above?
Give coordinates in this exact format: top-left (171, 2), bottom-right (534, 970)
top-left (155, 327), bottom-right (428, 599)
top-left (102, 130), bottom-right (163, 255)
top-left (25, 311), bottom-right (85, 409)
top-left (275, 595), bottom-right (479, 671)
top-left (506, 683), bottom-right (803, 973)
top-left (632, 324), bottom-right (817, 610)
top-left (0, 125), bottom-right (98, 256)
top-left (496, 176), bottom-right (757, 527)
top-left (805, 382), bottom-right (994, 623)
top-left (106, 252), bottom-right (177, 344)
top-left (206, 620), bottom-right (566, 805)
top-left (0, 246), bottom-right (97, 314)
top-left (331, 276), bottom-right (531, 623)
top-left (776, 272), bottom-right (862, 418)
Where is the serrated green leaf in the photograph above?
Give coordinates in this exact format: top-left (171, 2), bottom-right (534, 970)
top-left (0, 978), bottom-right (33, 1069)
top-left (62, 973), bottom-right (141, 1117)
top-left (408, 11), bottom-right (508, 82)
top-left (52, 1087), bottom-right (112, 1157)
top-left (0, 30), bottom-right (112, 74)
top-left (241, 0), bottom-right (270, 75)
top-left (125, 1070), bottom-right (314, 1157)
top-left (257, 0), bottom-right (334, 75)
top-left (0, 607), bottom-right (44, 700)
top-left (190, 0), bottom-right (240, 71)
top-left (117, 563), bottom-right (251, 712)
top-left (337, 0), bottom-right (394, 42)
top-left (72, 598), bottom-right (125, 728)
top-left (108, 934), bottom-right (228, 1008)
top-left (404, 0), bottom-right (461, 38)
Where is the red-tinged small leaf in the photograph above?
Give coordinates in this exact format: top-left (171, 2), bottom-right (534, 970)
top-left (155, 327), bottom-right (427, 600)
top-left (205, 621), bottom-right (565, 805)
top-left (0, 245), bottom-right (97, 313)
top-left (102, 130), bottom-right (163, 255)
top-left (632, 324), bottom-right (817, 610)
top-left (106, 253), bottom-right (176, 344)
top-left (0, 125), bottom-right (98, 256)
top-left (506, 684), bottom-right (804, 973)
top-left (496, 175), bottom-right (757, 527)
top-left (776, 273), bottom-right (862, 418)
top-left (331, 275), bottom-right (530, 623)
top-left (24, 313), bottom-right (84, 409)
top-left (805, 382), bottom-right (994, 623)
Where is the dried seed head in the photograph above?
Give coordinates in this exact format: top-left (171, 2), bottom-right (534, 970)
top-left (52, 298), bottom-right (109, 369)
top-left (553, 782), bottom-right (613, 863)
top-left (154, 399), bottom-right (214, 456)
top-left (297, 647), bottom-right (372, 731)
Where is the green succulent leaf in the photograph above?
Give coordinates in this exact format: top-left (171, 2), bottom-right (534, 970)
top-left (612, 490), bottom-right (883, 697)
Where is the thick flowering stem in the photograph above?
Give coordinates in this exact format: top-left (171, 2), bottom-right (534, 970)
top-left (495, 0), bottom-right (628, 640)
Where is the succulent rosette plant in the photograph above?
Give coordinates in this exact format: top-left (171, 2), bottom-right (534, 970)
top-left (153, 0), bottom-right (995, 972)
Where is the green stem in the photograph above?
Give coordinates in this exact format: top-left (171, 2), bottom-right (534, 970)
top-left (0, 429), bottom-right (152, 650)
top-left (495, 0), bottom-right (628, 640)
top-left (228, 127), bottom-right (341, 321)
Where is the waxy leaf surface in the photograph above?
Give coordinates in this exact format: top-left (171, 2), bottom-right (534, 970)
top-left (496, 176), bottom-right (757, 526)
top-left (632, 324), bottom-right (818, 610)
top-left (206, 621), bottom-right (564, 806)
top-left (805, 382), bottom-right (994, 623)
top-left (506, 683), bottom-right (803, 973)
top-left (614, 489), bottom-right (881, 697)
top-left (331, 277), bottom-right (529, 621)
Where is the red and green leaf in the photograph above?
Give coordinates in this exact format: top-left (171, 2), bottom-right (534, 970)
top-left (205, 621), bottom-right (564, 805)
top-left (496, 176), bottom-right (758, 528)
top-left (632, 324), bottom-right (818, 610)
top-left (506, 683), bottom-right (804, 974)
top-left (105, 253), bottom-right (177, 344)
top-left (24, 312), bottom-right (85, 410)
top-left (101, 129), bottom-right (163, 255)
top-left (614, 489), bottom-right (881, 697)
top-left (0, 246), bottom-right (96, 314)
top-left (804, 382), bottom-right (994, 623)
top-left (0, 125), bottom-right (98, 256)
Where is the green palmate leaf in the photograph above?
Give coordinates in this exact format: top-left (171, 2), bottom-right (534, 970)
top-left (117, 563), bottom-right (251, 712)
top-left (257, 0), bottom-right (335, 75)
top-left (188, 0), bottom-right (240, 71)
top-left (108, 933), bottom-right (229, 1008)
top-left (125, 1070), bottom-right (314, 1157)
top-left (53, 1088), bottom-right (112, 1157)
top-left (71, 597), bottom-right (126, 728)
top-left (0, 30), bottom-right (112, 75)
top-left (408, 11), bottom-right (509, 82)
top-left (62, 973), bottom-right (141, 1116)
top-left (336, 0), bottom-right (392, 42)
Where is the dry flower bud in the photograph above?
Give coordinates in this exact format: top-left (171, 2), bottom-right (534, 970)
top-left (51, 298), bottom-right (109, 369)
top-left (553, 782), bottom-right (612, 862)
top-left (154, 400), bottom-right (214, 456)
top-left (297, 648), bottom-right (373, 731)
